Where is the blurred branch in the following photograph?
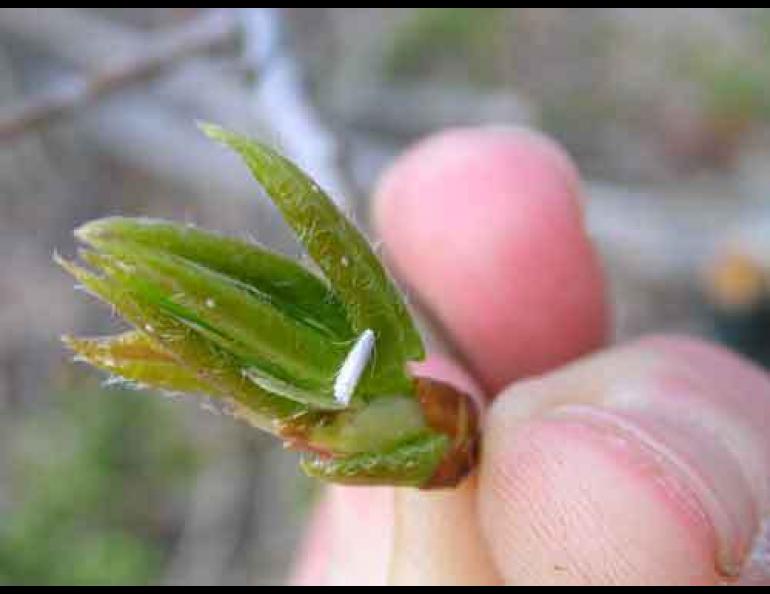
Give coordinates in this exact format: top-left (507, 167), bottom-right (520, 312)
top-left (0, 8), bottom-right (271, 207)
top-left (238, 8), bottom-right (353, 208)
top-left (0, 8), bottom-right (150, 67)
top-left (0, 8), bottom-right (354, 217)
top-left (329, 83), bottom-right (534, 140)
top-left (81, 96), bottom-right (263, 201)
top-left (0, 10), bottom-right (239, 142)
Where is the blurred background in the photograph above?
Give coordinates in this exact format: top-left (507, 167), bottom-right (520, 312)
top-left (1, 8), bottom-right (770, 585)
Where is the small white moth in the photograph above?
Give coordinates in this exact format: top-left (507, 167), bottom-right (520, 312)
top-left (334, 329), bottom-right (376, 407)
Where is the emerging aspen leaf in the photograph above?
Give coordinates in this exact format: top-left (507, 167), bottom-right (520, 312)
top-left (58, 124), bottom-right (479, 489)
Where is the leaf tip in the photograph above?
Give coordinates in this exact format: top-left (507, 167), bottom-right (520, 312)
top-left (52, 248), bottom-right (64, 267)
top-left (197, 121), bottom-right (232, 145)
top-left (53, 251), bottom-right (81, 278)
top-left (61, 334), bottom-right (91, 364)
top-left (73, 217), bottom-right (124, 246)
top-left (198, 122), bottom-right (259, 162)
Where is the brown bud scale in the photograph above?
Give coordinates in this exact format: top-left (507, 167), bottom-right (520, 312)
top-left (415, 377), bottom-right (480, 489)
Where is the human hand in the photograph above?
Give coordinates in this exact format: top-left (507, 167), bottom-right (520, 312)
top-left (291, 127), bottom-right (770, 586)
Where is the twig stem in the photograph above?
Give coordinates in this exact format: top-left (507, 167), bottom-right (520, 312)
top-left (0, 10), bottom-right (239, 142)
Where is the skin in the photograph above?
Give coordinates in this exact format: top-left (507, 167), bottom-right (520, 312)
top-left (291, 127), bottom-right (770, 586)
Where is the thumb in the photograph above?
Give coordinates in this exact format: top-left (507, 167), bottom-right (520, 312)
top-left (480, 337), bottom-right (770, 586)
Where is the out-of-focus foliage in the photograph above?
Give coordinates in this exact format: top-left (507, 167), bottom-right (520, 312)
top-left (0, 385), bottom-right (198, 586)
top-left (383, 8), bottom-right (513, 87)
top-left (676, 17), bottom-right (770, 126)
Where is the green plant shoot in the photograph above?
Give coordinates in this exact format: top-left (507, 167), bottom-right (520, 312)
top-left (58, 124), bottom-right (479, 489)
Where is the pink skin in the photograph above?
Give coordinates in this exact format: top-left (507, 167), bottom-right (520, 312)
top-left (374, 127), bottom-right (607, 393)
top-left (291, 127), bottom-right (770, 585)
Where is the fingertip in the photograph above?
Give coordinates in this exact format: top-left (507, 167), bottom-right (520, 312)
top-left (375, 126), bottom-right (584, 228)
top-left (374, 127), bottom-right (607, 391)
top-left (292, 487), bottom-right (395, 586)
top-left (389, 477), bottom-right (502, 586)
top-left (479, 417), bottom-right (720, 585)
top-left (477, 337), bottom-right (770, 585)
